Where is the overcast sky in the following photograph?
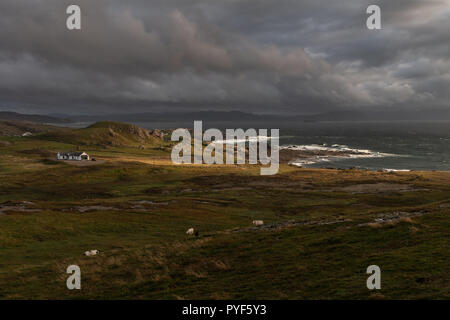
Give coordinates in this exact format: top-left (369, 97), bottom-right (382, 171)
top-left (0, 0), bottom-right (449, 115)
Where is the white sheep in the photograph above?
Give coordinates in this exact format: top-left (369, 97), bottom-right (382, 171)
top-left (252, 220), bottom-right (264, 226)
top-left (186, 228), bottom-right (194, 235)
top-left (84, 250), bottom-right (99, 256)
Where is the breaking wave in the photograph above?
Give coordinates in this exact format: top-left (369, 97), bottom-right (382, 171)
top-left (280, 144), bottom-right (399, 167)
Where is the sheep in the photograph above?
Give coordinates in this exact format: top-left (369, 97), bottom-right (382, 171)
top-left (186, 228), bottom-right (194, 235)
top-left (252, 220), bottom-right (264, 226)
top-left (84, 249), bottom-right (99, 256)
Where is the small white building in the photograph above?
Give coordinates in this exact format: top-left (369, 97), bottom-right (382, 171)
top-left (57, 152), bottom-right (90, 161)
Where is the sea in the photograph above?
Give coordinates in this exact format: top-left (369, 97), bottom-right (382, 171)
top-left (61, 120), bottom-right (450, 172)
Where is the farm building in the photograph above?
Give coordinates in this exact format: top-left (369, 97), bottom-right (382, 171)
top-left (57, 152), bottom-right (90, 161)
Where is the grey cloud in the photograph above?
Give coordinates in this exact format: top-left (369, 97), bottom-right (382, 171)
top-left (0, 0), bottom-right (449, 114)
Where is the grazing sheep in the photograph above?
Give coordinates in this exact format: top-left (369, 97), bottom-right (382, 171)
top-left (252, 220), bottom-right (264, 226)
top-left (186, 228), bottom-right (194, 235)
top-left (84, 250), bottom-right (99, 256)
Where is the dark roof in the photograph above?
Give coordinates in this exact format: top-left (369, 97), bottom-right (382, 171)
top-left (58, 152), bottom-right (86, 156)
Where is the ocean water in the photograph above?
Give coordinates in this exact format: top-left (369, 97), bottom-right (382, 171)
top-left (277, 121), bottom-right (450, 171)
top-left (64, 120), bottom-right (450, 171)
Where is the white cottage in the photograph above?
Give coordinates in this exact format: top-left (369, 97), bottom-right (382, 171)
top-left (57, 152), bottom-right (90, 161)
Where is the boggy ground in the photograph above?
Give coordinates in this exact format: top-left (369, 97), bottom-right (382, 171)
top-left (0, 124), bottom-right (449, 299)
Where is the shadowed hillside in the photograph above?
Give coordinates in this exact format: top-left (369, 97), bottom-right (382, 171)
top-left (0, 120), bottom-right (67, 137)
top-left (39, 121), bottom-right (166, 148)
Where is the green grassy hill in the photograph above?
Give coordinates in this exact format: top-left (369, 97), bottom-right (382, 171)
top-left (39, 121), bottom-right (164, 148)
top-left (0, 121), bottom-right (449, 299)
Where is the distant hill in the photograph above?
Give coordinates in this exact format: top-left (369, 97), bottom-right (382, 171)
top-left (68, 109), bottom-right (450, 124)
top-left (3, 109), bottom-right (450, 127)
top-left (0, 112), bottom-right (70, 123)
top-left (0, 120), bottom-right (66, 137)
top-left (303, 108), bottom-right (450, 122)
top-left (40, 121), bottom-right (165, 147)
top-left (68, 111), bottom-right (287, 123)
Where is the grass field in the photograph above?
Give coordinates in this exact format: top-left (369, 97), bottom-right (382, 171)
top-left (0, 122), bottom-right (449, 299)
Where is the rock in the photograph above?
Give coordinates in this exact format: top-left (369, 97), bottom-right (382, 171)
top-left (149, 129), bottom-right (165, 139)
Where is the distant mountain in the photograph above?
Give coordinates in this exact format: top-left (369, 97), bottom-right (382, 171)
top-left (304, 108), bottom-right (450, 122)
top-left (2, 108), bottom-right (450, 126)
top-left (69, 109), bottom-right (450, 124)
top-left (69, 111), bottom-right (284, 123)
top-left (0, 111), bottom-right (70, 123)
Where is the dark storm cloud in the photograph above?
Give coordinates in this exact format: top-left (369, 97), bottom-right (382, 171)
top-left (0, 0), bottom-right (449, 114)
